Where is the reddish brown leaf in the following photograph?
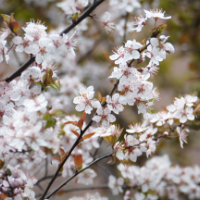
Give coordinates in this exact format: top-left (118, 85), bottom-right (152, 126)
top-left (98, 91), bottom-right (102, 102)
top-left (0, 193), bottom-right (7, 199)
top-left (81, 111), bottom-right (86, 121)
top-left (101, 97), bottom-right (107, 103)
top-left (60, 147), bottom-right (65, 156)
top-left (51, 157), bottom-right (60, 165)
top-left (52, 157), bottom-right (60, 162)
top-left (64, 121), bottom-right (78, 126)
top-left (82, 132), bottom-right (95, 141)
top-left (10, 21), bottom-right (20, 34)
top-left (77, 118), bottom-right (83, 129)
top-left (74, 155), bottom-right (83, 171)
top-left (71, 129), bottom-right (80, 138)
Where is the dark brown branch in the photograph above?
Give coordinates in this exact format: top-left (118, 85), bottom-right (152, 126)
top-left (123, 12), bottom-right (129, 43)
top-left (5, 55), bottom-right (35, 83)
top-left (5, 0), bottom-right (105, 83)
top-left (60, 0), bottom-right (105, 35)
top-left (45, 152), bottom-right (113, 199)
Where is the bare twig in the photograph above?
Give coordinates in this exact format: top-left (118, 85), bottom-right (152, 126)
top-left (44, 152), bottom-right (113, 199)
top-left (35, 173), bottom-right (62, 186)
top-left (123, 12), bottom-right (129, 43)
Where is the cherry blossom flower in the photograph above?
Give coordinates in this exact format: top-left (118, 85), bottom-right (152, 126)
top-left (132, 15), bottom-right (147, 32)
top-left (108, 175), bottom-right (124, 195)
top-left (109, 62), bottom-right (137, 79)
top-left (23, 94), bottom-right (48, 112)
top-left (146, 36), bottom-right (174, 64)
top-left (124, 39), bottom-right (143, 61)
top-left (184, 95), bottom-right (198, 107)
top-left (139, 125), bottom-right (157, 142)
top-left (62, 32), bottom-right (77, 56)
top-left (21, 66), bottom-right (42, 84)
top-left (109, 46), bottom-right (127, 64)
top-left (12, 36), bottom-right (31, 53)
top-left (174, 107), bottom-right (195, 123)
top-left (119, 0), bottom-right (141, 13)
top-left (176, 126), bottom-right (189, 148)
top-left (106, 93), bottom-right (124, 114)
top-left (144, 9), bottom-right (171, 20)
top-left (23, 21), bottom-right (47, 41)
top-left (0, 39), bottom-right (9, 63)
top-left (126, 123), bottom-right (147, 134)
top-left (150, 111), bottom-right (168, 126)
top-left (77, 169), bottom-right (97, 185)
top-left (101, 12), bottom-right (115, 33)
top-left (93, 107), bottom-right (116, 128)
top-left (124, 135), bottom-right (139, 147)
top-left (57, 0), bottom-right (76, 15)
top-left (73, 86), bottom-right (100, 114)
top-left (75, 0), bottom-right (89, 11)
top-left (125, 146), bottom-right (142, 162)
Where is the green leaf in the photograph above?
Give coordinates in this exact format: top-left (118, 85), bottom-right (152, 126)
top-left (72, 12), bottom-right (79, 22)
top-left (43, 112), bottom-right (56, 128)
top-left (51, 109), bottom-right (66, 117)
top-left (151, 24), bottom-right (167, 38)
top-left (43, 69), bottom-right (53, 84)
top-left (48, 81), bottom-right (60, 91)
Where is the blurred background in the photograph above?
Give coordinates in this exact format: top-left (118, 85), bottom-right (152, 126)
top-left (0, 0), bottom-right (200, 199)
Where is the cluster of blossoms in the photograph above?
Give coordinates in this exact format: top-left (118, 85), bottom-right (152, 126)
top-left (0, 29), bottom-right (10, 63)
top-left (12, 21), bottom-right (77, 64)
top-left (0, 165), bottom-right (36, 200)
top-left (73, 10), bottom-right (174, 128)
top-left (0, 1), bottom-right (200, 199)
top-left (142, 94), bottom-right (198, 148)
top-left (108, 155), bottom-right (200, 200)
top-left (104, 94), bottom-right (199, 166)
top-left (57, 0), bottom-right (89, 16)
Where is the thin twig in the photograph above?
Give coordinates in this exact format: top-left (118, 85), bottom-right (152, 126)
top-left (123, 12), bottom-right (129, 43)
top-left (61, 184), bottom-right (109, 192)
top-left (96, 162), bottom-right (111, 175)
top-left (35, 173), bottom-right (61, 186)
top-left (45, 152), bottom-right (113, 199)
top-left (92, 137), bottom-right (103, 158)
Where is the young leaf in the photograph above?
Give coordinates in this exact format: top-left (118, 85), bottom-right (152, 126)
top-left (98, 91), bottom-right (102, 102)
top-left (82, 132), bottom-right (95, 141)
top-left (64, 121), bottom-right (78, 126)
top-left (101, 96), bottom-right (107, 103)
top-left (43, 112), bottom-right (56, 128)
top-left (51, 109), bottom-right (66, 117)
top-left (81, 111), bottom-right (86, 121)
top-left (77, 118), bottom-right (83, 129)
top-left (1, 13), bottom-right (20, 34)
top-left (48, 80), bottom-right (60, 91)
top-left (74, 155), bottom-right (83, 171)
top-left (71, 129), bottom-right (80, 138)
top-left (43, 69), bottom-right (53, 84)
top-left (60, 147), bottom-right (66, 161)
